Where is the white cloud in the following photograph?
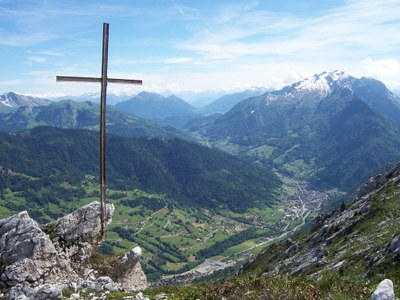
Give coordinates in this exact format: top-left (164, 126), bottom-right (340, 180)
top-left (28, 56), bottom-right (47, 63)
top-left (0, 79), bottom-right (23, 86)
top-left (164, 57), bottom-right (193, 64)
top-left (362, 57), bottom-right (400, 89)
top-left (362, 57), bottom-right (400, 77)
top-left (0, 32), bottom-right (56, 47)
top-left (176, 0), bottom-right (400, 64)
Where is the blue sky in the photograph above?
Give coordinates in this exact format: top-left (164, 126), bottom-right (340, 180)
top-left (1, 0), bottom-right (400, 98)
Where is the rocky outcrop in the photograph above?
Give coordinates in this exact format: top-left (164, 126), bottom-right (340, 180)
top-left (0, 211), bottom-right (75, 289)
top-left (111, 246), bottom-right (148, 291)
top-left (386, 235), bottom-right (400, 257)
top-left (0, 201), bottom-right (148, 299)
top-left (356, 162), bottom-right (400, 201)
top-left (43, 201), bottom-right (114, 269)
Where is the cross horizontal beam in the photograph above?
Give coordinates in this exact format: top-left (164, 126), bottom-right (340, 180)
top-left (56, 75), bottom-right (142, 85)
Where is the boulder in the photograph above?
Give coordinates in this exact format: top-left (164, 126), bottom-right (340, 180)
top-left (82, 275), bottom-right (119, 291)
top-left (371, 279), bottom-right (395, 300)
top-left (32, 284), bottom-right (63, 300)
top-left (111, 246), bottom-right (148, 291)
top-left (356, 175), bottom-right (383, 199)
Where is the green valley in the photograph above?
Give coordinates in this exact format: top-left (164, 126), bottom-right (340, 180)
top-left (0, 171), bottom-right (324, 282)
top-left (0, 126), bottom-right (297, 281)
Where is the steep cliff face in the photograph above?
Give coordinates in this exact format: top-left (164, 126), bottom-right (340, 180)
top-left (243, 163), bottom-right (400, 283)
top-left (0, 201), bottom-right (148, 299)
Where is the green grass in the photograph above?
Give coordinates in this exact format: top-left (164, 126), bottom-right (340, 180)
top-left (145, 272), bottom-right (377, 300)
top-left (248, 145), bottom-right (276, 159)
top-left (282, 159), bottom-right (315, 179)
top-left (219, 240), bottom-right (256, 257)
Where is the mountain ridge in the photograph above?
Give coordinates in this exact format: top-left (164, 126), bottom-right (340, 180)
top-left (193, 71), bottom-right (400, 191)
top-left (201, 87), bottom-right (268, 115)
top-left (0, 92), bottom-right (51, 113)
top-left (0, 99), bottom-right (188, 139)
top-left (116, 91), bottom-right (197, 120)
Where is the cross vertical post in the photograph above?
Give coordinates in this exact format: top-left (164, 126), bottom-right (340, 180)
top-left (99, 23), bottom-right (109, 236)
top-left (56, 22), bottom-right (143, 237)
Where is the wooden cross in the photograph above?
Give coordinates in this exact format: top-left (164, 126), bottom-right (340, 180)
top-left (56, 23), bottom-right (142, 236)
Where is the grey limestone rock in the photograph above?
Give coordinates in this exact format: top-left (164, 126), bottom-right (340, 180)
top-left (356, 175), bottom-right (384, 199)
top-left (0, 211), bottom-right (74, 289)
top-left (32, 284), bottom-right (63, 300)
top-left (45, 202), bottom-right (115, 264)
top-left (387, 235), bottom-right (400, 256)
top-left (371, 279), bottom-right (395, 300)
top-left (0, 201), bottom-right (148, 296)
top-left (4, 283), bottom-right (62, 300)
top-left (112, 246), bottom-right (148, 291)
top-left (4, 283), bottom-right (34, 300)
top-left (82, 275), bottom-right (117, 291)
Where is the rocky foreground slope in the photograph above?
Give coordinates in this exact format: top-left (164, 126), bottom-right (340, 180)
top-left (244, 163), bottom-right (400, 279)
top-left (0, 202), bottom-right (147, 299)
top-left (237, 163), bottom-right (400, 298)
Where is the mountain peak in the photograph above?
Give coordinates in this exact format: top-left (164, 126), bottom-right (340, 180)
top-left (116, 92), bottom-right (196, 120)
top-left (292, 70), bottom-right (350, 95)
top-left (0, 92), bottom-right (50, 110)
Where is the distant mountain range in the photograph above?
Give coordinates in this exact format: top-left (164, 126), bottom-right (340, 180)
top-left (189, 71), bottom-right (400, 191)
top-left (50, 92), bottom-right (131, 105)
top-left (0, 89), bottom-right (267, 137)
top-left (201, 87), bottom-right (268, 115)
top-left (2, 71), bottom-right (400, 194)
top-left (0, 99), bottom-right (187, 139)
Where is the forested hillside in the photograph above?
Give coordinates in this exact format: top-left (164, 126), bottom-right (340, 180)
top-left (0, 126), bottom-right (279, 213)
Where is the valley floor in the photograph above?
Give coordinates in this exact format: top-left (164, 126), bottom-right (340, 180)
top-left (158, 175), bottom-right (334, 284)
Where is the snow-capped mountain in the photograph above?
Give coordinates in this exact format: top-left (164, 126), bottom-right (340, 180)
top-left (264, 70), bottom-right (355, 103)
top-left (292, 70), bottom-right (350, 94)
top-left (51, 91), bottom-right (133, 105)
top-left (192, 71), bottom-right (400, 192)
top-left (0, 92), bottom-right (51, 112)
top-left (259, 70), bottom-right (400, 123)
